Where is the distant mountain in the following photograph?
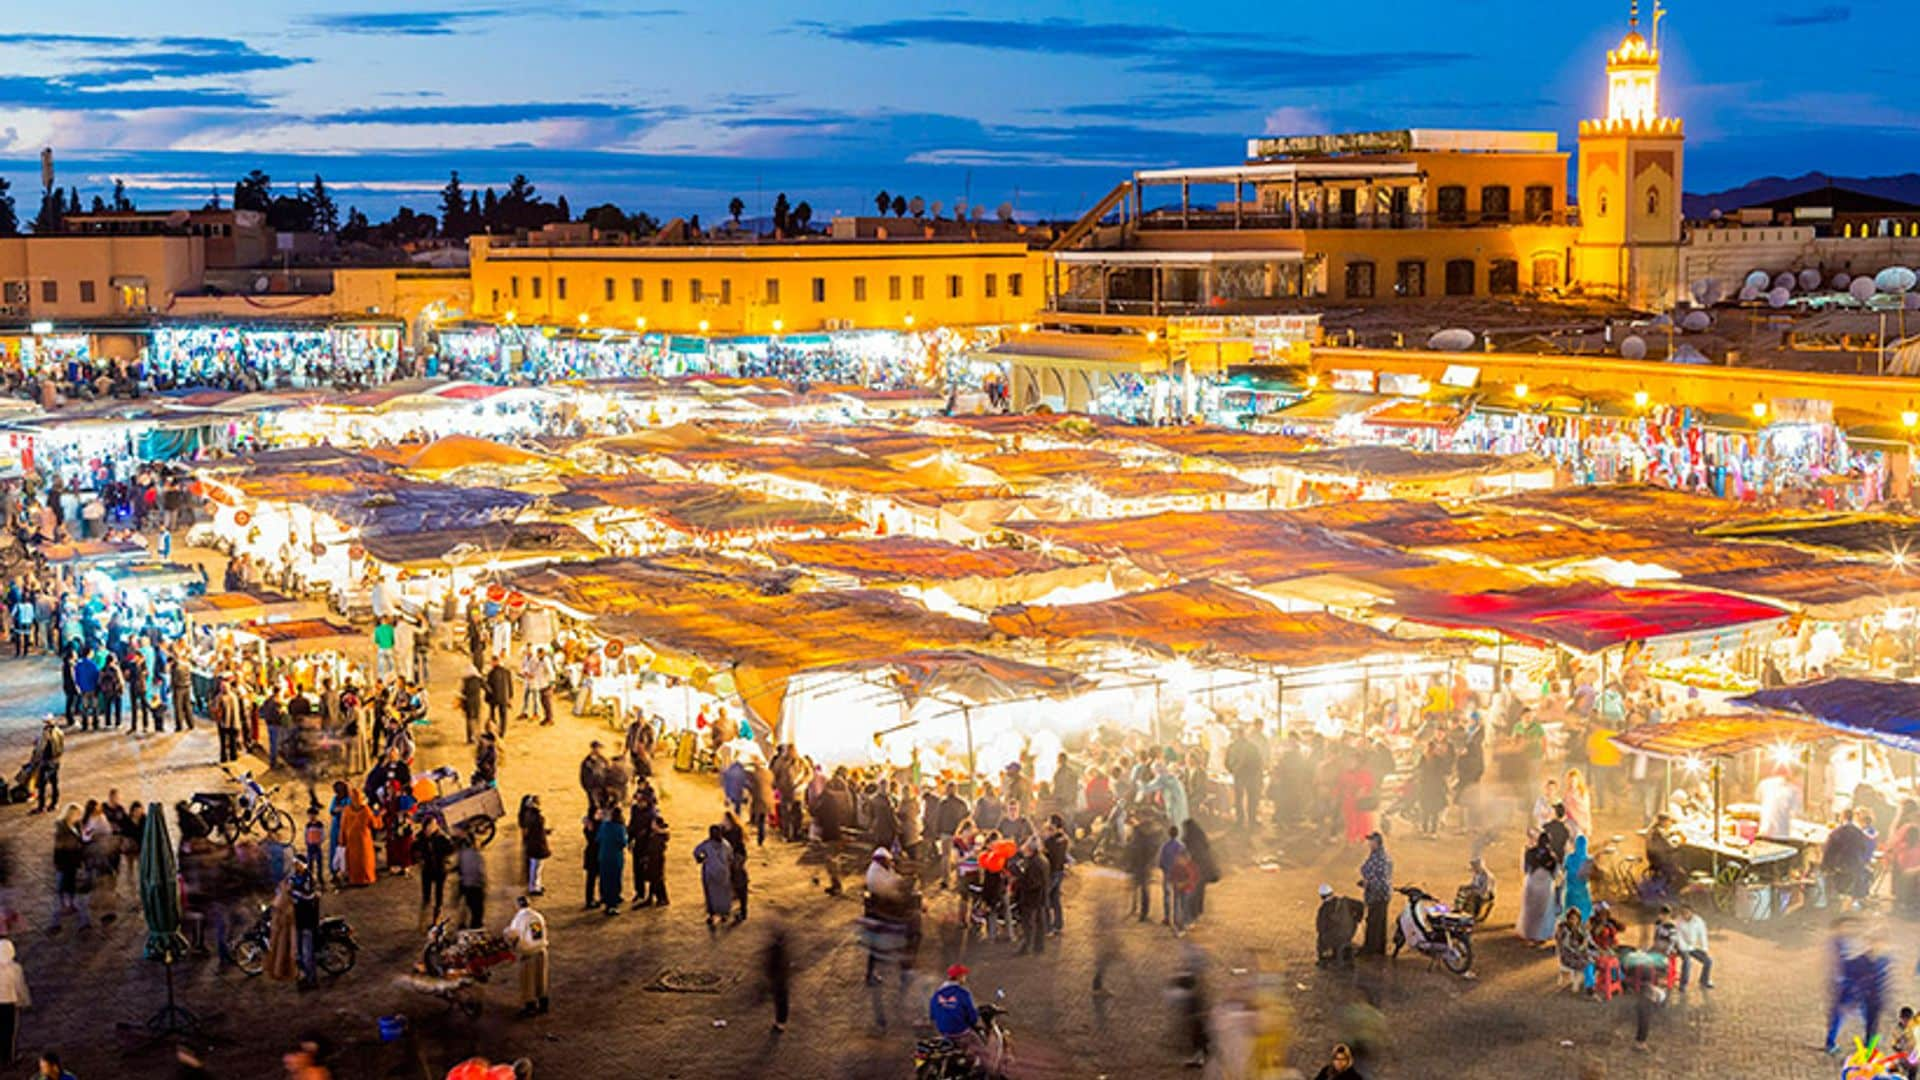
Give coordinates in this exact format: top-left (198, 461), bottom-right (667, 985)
top-left (1685, 172), bottom-right (1920, 218)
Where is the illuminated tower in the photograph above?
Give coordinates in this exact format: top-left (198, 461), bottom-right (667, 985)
top-left (1575, 1), bottom-right (1685, 309)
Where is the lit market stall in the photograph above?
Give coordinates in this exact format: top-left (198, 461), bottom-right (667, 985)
top-left (760, 535), bottom-right (1142, 618)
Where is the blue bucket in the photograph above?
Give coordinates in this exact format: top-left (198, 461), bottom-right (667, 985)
top-left (377, 1014), bottom-right (408, 1042)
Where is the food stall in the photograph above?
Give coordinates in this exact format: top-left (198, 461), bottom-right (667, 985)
top-left (1609, 713), bottom-right (1830, 919)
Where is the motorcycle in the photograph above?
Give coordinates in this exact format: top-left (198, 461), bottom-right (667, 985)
top-left (1390, 885), bottom-right (1475, 976)
top-left (1454, 880), bottom-right (1496, 925)
top-left (188, 768), bottom-right (295, 846)
top-left (230, 902), bottom-right (358, 978)
top-left (914, 1001), bottom-right (1014, 1079)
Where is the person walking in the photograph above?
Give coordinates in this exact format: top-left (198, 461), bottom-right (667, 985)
top-left (485, 655), bottom-right (513, 740)
top-left (340, 790), bottom-right (381, 888)
top-left (49, 805), bottom-right (88, 934)
top-left (694, 824), bottom-right (734, 931)
top-left (764, 920), bottom-right (792, 1033)
top-left (1126, 810), bottom-right (1159, 922)
top-left (1562, 834), bottom-right (1595, 922)
top-left (1225, 727), bottom-right (1263, 830)
top-left (527, 647), bottom-right (556, 727)
top-left (504, 895), bottom-right (549, 1017)
top-left (637, 802), bottom-right (669, 907)
top-left (1157, 825), bottom-right (1191, 935)
top-left (265, 879), bottom-right (297, 983)
top-left (416, 817), bottom-right (453, 930)
top-left (1518, 833), bottom-right (1560, 945)
top-left (459, 665), bottom-right (486, 745)
top-left (1358, 832), bottom-right (1392, 956)
top-left (30, 719), bottom-right (62, 815)
top-left (518, 795), bottom-right (550, 897)
top-left (289, 858), bottom-right (321, 989)
top-left (0, 939), bottom-right (29, 1065)
top-left (456, 833), bottom-right (487, 929)
top-left (213, 684), bottom-right (242, 764)
top-left (1013, 838), bottom-right (1050, 955)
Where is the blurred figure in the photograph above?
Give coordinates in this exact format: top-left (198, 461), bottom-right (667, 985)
top-left (1826, 916), bottom-right (1891, 1055)
top-left (764, 918), bottom-right (792, 1033)
top-left (1167, 942), bottom-right (1210, 1069)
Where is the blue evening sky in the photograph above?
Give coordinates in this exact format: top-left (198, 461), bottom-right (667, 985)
top-left (0, 1), bottom-right (1903, 222)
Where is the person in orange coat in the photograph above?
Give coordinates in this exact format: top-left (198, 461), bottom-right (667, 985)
top-left (341, 788), bottom-right (383, 887)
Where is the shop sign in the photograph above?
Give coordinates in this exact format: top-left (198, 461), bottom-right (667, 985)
top-left (1379, 371), bottom-right (1431, 396)
top-left (1330, 369), bottom-right (1376, 392)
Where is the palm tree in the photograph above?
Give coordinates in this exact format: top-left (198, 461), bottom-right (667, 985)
top-left (728, 196), bottom-right (745, 225)
top-left (874, 189), bottom-right (891, 216)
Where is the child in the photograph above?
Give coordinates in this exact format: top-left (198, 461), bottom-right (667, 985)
top-left (1588, 902), bottom-right (1624, 999)
top-left (303, 813), bottom-right (326, 880)
top-left (1651, 905), bottom-right (1681, 989)
top-left (1894, 1006), bottom-right (1918, 1080)
top-left (1555, 909), bottom-right (1591, 993)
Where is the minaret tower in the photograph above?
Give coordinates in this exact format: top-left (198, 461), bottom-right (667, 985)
top-left (1575, 1), bottom-right (1685, 309)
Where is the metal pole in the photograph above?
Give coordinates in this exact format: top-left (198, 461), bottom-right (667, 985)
top-left (963, 704), bottom-right (976, 799)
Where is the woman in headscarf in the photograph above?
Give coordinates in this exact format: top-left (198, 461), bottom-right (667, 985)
top-left (1561, 833), bottom-right (1594, 923)
top-left (1518, 832), bottom-right (1560, 944)
top-left (594, 806), bottom-right (628, 915)
top-left (340, 788), bottom-right (382, 887)
top-left (694, 824), bottom-right (734, 931)
top-left (264, 877), bottom-right (297, 982)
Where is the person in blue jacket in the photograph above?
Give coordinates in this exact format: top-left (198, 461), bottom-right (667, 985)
top-left (930, 963), bottom-right (983, 1057)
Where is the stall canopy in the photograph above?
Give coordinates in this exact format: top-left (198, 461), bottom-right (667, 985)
top-left (560, 477), bottom-right (862, 536)
top-left (1391, 584), bottom-right (1789, 653)
top-left (1005, 510), bottom-right (1428, 586)
top-left (389, 434), bottom-right (558, 475)
top-left (988, 580), bottom-right (1400, 668)
top-left (506, 557), bottom-right (992, 726)
top-left (357, 521), bottom-right (599, 569)
top-left (183, 589), bottom-right (300, 626)
top-left (305, 483), bottom-right (533, 537)
top-left (816, 650), bottom-right (1092, 707)
top-left (1684, 562), bottom-right (1920, 619)
top-left (1490, 484), bottom-right (1748, 531)
top-left (1608, 713), bottom-right (1828, 761)
top-left (1701, 513), bottom-right (1920, 559)
top-left (764, 536), bottom-right (1062, 583)
top-left (1734, 678), bottom-right (1920, 754)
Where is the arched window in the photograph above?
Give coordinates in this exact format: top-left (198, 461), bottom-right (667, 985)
top-left (1597, 189), bottom-right (1610, 217)
top-left (1646, 187), bottom-right (1660, 216)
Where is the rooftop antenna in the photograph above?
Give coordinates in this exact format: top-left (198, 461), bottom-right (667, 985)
top-left (1652, 1), bottom-right (1667, 51)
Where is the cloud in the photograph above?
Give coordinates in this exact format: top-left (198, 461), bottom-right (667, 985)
top-left (308, 11), bottom-right (510, 36)
top-left (315, 102), bottom-right (664, 126)
top-left (1051, 95), bottom-right (1243, 122)
top-left (1773, 5), bottom-right (1848, 26)
top-left (0, 76), bottom-right (269, 111)
top-left (1262, 106), bottom-right (1328, 135)
top-left (0, 33), bottom-right (302, 112)
top-left (806, 17), bottom-right (1466, 89)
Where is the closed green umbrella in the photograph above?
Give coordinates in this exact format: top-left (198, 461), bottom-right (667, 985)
top-left (139, 801), bottom-right (186, 962)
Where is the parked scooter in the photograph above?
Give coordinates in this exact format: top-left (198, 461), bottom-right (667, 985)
top-left (914, 999), bottom-right (1014, 1078)
top-left (1390, 885), bottom-right (1475, 976)
top-left (230, 903), bottom-right (358, 978)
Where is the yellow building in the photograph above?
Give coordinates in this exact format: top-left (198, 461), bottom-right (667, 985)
top-left (467, 233), bottom-right (1047, 335)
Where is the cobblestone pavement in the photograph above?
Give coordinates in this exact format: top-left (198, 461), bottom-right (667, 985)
top-left (0, 559), bottom-right (1896, 1078)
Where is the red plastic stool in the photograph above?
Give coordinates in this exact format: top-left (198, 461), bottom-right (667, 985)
top-left (1593, 954), bottom-right (1622, 1001)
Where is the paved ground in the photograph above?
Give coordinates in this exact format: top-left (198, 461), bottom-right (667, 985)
top-left (0, 553), bottom-right (1901, 1078)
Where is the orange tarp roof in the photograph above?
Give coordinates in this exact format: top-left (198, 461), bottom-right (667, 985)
top-left (1005, 510), bottom-right (1428, 585)
top-left (1610, 714), bottom-right (1827, 760)
top-left (561, 476), bottom-right (862, 536)
top-left (1085, 471), bottom-right (1254, 499)
top-left (401, 434), bottom-right (554, 473)
top-left (765, 536), bottom-right (1061, 583)
top-left (975, 448), bottom-right (1121, 479)
top-left (988, 580), bottom-right (1398, 668)
top-left (506, 557), bottom-right (992, 723)
top-left (1490, 484), bottom-right (1750, 530)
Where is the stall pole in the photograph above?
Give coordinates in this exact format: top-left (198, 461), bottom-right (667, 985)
top-left (1274, 674), bottom-right (1285, 738)
top-left (963, 704), bottom-right (977, 799)
top-left (1711, 759), bottom-right (1724, 879)
top-left (1153, 682), bottom-right (1164, 747)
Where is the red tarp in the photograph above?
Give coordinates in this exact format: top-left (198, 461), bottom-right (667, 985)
top-left (1392, 585), bottom-right (1788, 652)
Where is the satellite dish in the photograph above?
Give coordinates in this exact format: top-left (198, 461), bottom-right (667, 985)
top-left (995, 202), bottom-right (1014, 223)
top-left (1767, 286), bottom-right (1792, 308)
top-left (1798, 268), bottom-right (1822, 291)
top-left (1671, 343), bottom-right (1710, 364)
top-left (1690, 278), bottom-right (1722, 305)
top-left (1833, 273), bottom-right (1852, 291)
top-left (1850, 277), bottom-right (1878, 303)
top-left (1745, 270), bottom-right (1772, 291)
top-left (253, 275), bottom-right (270, 293)
top-left (1427, 328), bottom-right (1476, 352)
top-left (1877, 266), bottom-right (1918, 293)
top-left (1620, 335), bottom-right (1648, 360)
top-left (1738, 284), bottom-right (1762, 303)
top-left (1681, 310), bottom-right (1712, 333)
top-left (1772, 272), bottom-right (1797, 293)
top-left (1647, 313), bottom-right (1672, 328)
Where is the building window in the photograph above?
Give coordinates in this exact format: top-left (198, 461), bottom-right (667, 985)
top-left (661, 279), bottom-right (673, 303)
top-left (811, 277), bottom-right (826, 303)
top-left (78, 280), bottom-right (95, 304)
top-left (1488, 260), bottom-right (1519, 295)
top-left (1646, 187), bottom-right (1660, 216)
top-left (1597, 189), bottom-right (1610, 217)
top-left (1444, 259), bottom-right (1475, 297)
top-left (912, 275), bottom-right (925, 301)
top-left (1436, 185), bottom-right (1467, 224)
top-left (1531, 256), bottom-right (1561, 289)
top-left (531, 278), bottom-right (542, 299)
top-left (630, 277), bottom-right (642, 302)
top-left (1344, 261), bottom-right (1376, 300)
top-left (604, 277), bottom-right (615, 302)
top-left (720, 279), bottom-right (732, 305)
top-left (853, 276), bottom-right (867, 302)
top-left (510, 276), bottom-right (520, 299)
top-left (984, 273), bottom-right (997, 299)
top-left (43, 281), bottom-right (58, 303)
top-left (1524, 185), bottom-right (1554, 223)
top-left (491, 289), bottom-right (500, 308)
top-left (888, 275), bottom-right (902, 301)
top-left (556, 278), bottom-right (567, 300)
top-left (947, 274), bottom-right (963, 299)
top-left (1008, 273), bottom-right (1023, 298)
top-left (689, 280), bottom-right (703, 304)
top-left (1395, 260), bottom-right (1426, 298)
top-left (1480, 185), bottom-right (1510, 222)
top-left (765, 278), bottom-right (780, 303)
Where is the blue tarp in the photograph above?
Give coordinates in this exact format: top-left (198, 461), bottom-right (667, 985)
top-left (1733, 678), bottom-right (1920, 754)
top-left (306, 483), bottom-right (531, 537)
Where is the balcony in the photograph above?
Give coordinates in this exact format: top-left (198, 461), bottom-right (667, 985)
top-left (1136, 208), bottom-right (1577, 232)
